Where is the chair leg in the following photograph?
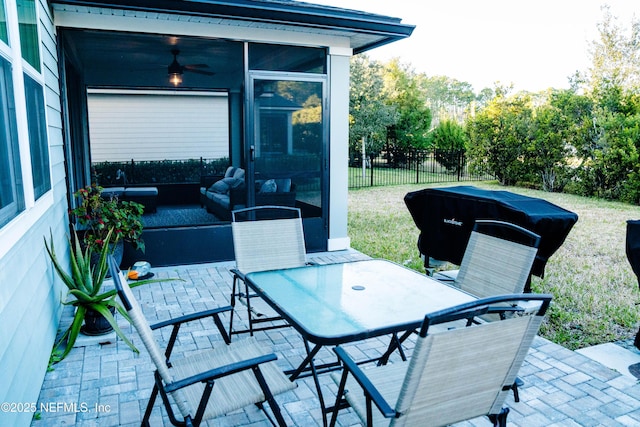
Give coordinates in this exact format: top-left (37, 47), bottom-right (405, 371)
top-left (329, 369), bottom-right (350, 427)
top-left (511, 377), bottom-right (523, 402)
top-left (244, 281), bottom-right (255, 336)
top-left (229, 276), bottom-right (238, 340)
top-left (252, 366), bottom-right (288, 427)
top-left (142, 382), bottom-right (160, 427)
top-left (488, 407), bottom-right (509, 427)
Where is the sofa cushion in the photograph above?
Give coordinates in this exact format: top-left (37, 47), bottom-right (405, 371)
top-left (209, 179), bottom-right (230, 194)
top-left (101, 187), bottom-right (125, 198)
top-left (233, 168), bottom-right (245, 180)
top-left (223, 177), bottom-right (245, 189)
top-left (209, 177), bottom-right (244, 194)
top-left (259, 179), bottom-right (277, 193)
top-left (206, 191), bottom-right (230, 210)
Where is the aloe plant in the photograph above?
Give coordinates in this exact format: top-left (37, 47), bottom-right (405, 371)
top-left (44, 227), bottom-right (173, 361)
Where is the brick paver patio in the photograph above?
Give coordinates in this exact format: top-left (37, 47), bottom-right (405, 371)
top-left (32, 250), bottom-right (640, 426)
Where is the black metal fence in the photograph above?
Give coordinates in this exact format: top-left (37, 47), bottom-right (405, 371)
top-left (348, 149), bottom-right (494, 189)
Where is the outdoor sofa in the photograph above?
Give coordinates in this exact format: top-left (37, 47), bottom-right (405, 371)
top-left (200, 167), bottom-right (296, 220)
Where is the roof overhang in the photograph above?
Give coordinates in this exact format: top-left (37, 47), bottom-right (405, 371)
top-left (50, 0), bottom-right (415, 54)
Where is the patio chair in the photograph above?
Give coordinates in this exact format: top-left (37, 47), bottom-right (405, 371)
top-left (107, 256), bottom-right (295, 427)
top-left (382, 220), bottom-right (541, 399)
top-left (229, 205), bottom-right (309, 338)
top-left (329, 293), bottom-right (552, 427)
top-left (450, 220), bottom-right (541, 299)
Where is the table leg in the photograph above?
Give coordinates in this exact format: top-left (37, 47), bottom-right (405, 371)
top-left (378, 330), bottom-right (413, 365)
top-left (303, 340), bottom-right (330, 427)
top-left (287, 342), bottom-right (322, 381)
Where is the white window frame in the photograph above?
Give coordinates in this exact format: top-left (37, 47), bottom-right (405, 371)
top-left (0, 0), bottom-right (53, 258)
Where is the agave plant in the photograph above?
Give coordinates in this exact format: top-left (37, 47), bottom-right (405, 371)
top-left (44, 227), bottom-right (171, 361)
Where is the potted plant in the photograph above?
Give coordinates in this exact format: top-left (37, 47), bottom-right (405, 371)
top-left (44, 227), bottom-right (173, 361)
top-left (70, 184), bottom-right (145, 258)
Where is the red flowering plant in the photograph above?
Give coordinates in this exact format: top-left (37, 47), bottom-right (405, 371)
top-left (70, 185), bottom-right (145, 253)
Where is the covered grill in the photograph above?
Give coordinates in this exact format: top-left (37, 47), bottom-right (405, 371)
top-left (404, 186), bottom-right (579, 280)
top-left (625, 220), bottom-right (640, 350)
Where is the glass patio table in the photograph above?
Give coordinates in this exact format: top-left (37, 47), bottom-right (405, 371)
top-left (245, 258), bottom-right (476, 424)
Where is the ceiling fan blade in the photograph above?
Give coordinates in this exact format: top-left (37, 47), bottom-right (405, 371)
top-left (184, 66), bottom-right (215, 76)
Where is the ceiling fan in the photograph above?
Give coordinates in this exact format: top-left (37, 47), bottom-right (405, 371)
top-left (167, 49), bottom-right (214, 86)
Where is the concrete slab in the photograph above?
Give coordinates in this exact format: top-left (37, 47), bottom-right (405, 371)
top-left (74, 331), bottom-right (116, 347)
top-left (577, 343), bottom-right (640, 379)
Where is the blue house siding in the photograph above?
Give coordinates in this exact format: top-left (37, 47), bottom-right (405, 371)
top-left (0, 0), bottom-right (68, 424)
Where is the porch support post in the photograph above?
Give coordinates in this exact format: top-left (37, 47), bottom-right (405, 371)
top-left (327, 47), bottom-right (351, 251)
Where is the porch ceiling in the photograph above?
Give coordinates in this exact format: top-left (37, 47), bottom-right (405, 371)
top-left (60, 29), bottom-right (245, 89)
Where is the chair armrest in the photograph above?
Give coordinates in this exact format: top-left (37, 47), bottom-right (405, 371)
top-left (150, 306), bottom-right (233, 330)
top-left (230, 268), bottom-right (245, 281)
top-left (200, 174), bottom-right (223, 188)
top-left (165, 353), bottom-right (278, 393)
top-left (229, 186), bottom-right (247, 207)
top-left (151, 306), bottom-right (233, 358)
top-left (333, 346), bottom-right (396, 418)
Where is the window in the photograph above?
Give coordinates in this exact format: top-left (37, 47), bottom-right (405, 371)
top-left (17, 0), bottom-right (40, 71)
top-left (0, 56), bottom-right (23, 227)
top-left (24, 74), bottom-right (49, 199)
top-left (249, 43), bottom-right (326, 74)
top-left (0, 0), bottom-right (8, 44)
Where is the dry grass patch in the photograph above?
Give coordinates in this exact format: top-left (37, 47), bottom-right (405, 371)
top-left (348, 182), bottom-right (640, 350)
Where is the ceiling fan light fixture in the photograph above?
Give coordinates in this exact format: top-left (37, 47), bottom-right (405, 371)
top-left (169, 70), bottom-right (183, 86)
top-left (168, 49), bottom-right (183, 86)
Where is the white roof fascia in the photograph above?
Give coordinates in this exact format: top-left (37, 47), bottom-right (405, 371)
top-left (53, 5), bottom-right (353, 51)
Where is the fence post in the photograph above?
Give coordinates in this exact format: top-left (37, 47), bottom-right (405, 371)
top-left (361, 137), bottom-right (366, 180)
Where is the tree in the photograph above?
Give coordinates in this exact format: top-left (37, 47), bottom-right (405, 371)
top-left (429, 119), bottom-right (467, 173)
top-left (466, 92), bottom-right (533, 186)
top-left (526, 100), bottom-right (570, 191)
top-left (348, 55), bottom-right (397, 165)
top-left (382, 59), bottom-right (431, 166)
top-left (421, 75), bottom-right (476, 124)
top-left (584, 7), bottom-right (640, 96)
top-left (584, 110), bottom-right (640, 200)
top-left (565, 8), bottom-right (640, 200)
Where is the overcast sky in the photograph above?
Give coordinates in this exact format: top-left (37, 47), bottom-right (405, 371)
top-left (310, 0), bottom-right (640, 92)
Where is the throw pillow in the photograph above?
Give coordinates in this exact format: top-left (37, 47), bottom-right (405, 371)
top-left (223, 177), bottom-right (245, 189)
top-left (233, 168), bottom-right (245, 180)
top-left (224, 166), bottom-right (236, 178)
top-left (209, 179), bottom-right (230, 194)
top-left (259, 179), bottom-right (277, 193)
top-left (275, 178), bottom-right (292, 193)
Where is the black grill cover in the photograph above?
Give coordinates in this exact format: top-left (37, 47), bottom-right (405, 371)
top-left (404, 186), bottom-right (579, 278)
top-left (626, 220), bottom-right (640, 289)
top-left (625, 220), bottom-right (640, 350)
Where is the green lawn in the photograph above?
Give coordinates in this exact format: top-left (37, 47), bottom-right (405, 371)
top-left (348, 181), bottom-right (640, 350)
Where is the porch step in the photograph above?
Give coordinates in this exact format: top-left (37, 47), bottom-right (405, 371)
top-left (576, 342), bottom-right (640, 379)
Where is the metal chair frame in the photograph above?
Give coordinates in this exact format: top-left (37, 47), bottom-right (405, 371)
top-left (330, 294), bottom-right (552, 427)
top-left (229, 205), bottom-right (309, 338)
top-left (107, 256), bottom-right (294, 427)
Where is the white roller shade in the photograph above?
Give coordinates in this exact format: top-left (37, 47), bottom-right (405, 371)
top-left (88, 89), bottom-right (229, 162)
